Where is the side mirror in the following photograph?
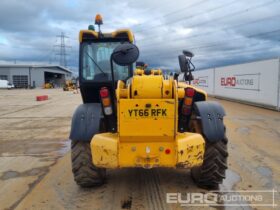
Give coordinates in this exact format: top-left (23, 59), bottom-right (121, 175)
top-left (112, 43), bottom-right (139, 66)
top-left (183, 50), bottom-right (194, 58)
top-left (178, 55), bottom-right (188, 72)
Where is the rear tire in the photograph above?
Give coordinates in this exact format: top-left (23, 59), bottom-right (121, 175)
top-left (191, 136), bottom-right (228, 189)
top-left (189, 109), bottom-right (228, 190)
top-left (71, 141), bottom-right (106, 187)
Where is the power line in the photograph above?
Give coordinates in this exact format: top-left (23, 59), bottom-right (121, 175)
top-left (134, 0), bottom-right (238, 33)
top-left (141, 26), bottom-right (280, 55)
top-left (199, 44), bottom-right (280, 60)
top-left (192, 39), bottom-right (280, 60)
top-left (129, 0), bottom-right (186, 27)
top-left (132, 0), bottom-right (211, 30)
top-left (136, 0), bottom-right (279, 42)
top-left (141, 14), bottom-right (280, 48)
top-left (194, 45), bottom-right (280, 69)
top-left (140, 29), bottom-right (280, 58)
top-left (142, 29), bottom-right (280, 58)
top-left (202, 44), bottom-right (280, 63)
top-left (142, 44), bottom-right (280, 69)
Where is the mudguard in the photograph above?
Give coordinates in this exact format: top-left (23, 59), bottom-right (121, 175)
top-left (193, 101), bottom-right (226, 142)
top-left (69, 103), bottom-right (102, 142)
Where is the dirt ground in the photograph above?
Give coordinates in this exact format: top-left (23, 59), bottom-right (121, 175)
top-left (0, 89), bottom-right (279, 210)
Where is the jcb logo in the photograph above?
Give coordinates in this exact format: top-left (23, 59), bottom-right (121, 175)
top-left (128, 109), bottom-right (167, 117)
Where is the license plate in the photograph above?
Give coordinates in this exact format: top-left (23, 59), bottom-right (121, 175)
top-left (127, 108), bottom-right (167, 117)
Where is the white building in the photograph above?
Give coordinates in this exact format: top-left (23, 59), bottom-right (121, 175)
top-left (0, 64), bottom-right (72, 88)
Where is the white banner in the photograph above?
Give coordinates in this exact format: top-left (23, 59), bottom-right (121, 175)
top-left (215, 58), bottom-right (279, 107)
top-left (220, 73), bottom-right (261, 91)
top-left (191, 68), bottom-right (214, 95)
top-left (178, 58), bottom-right (280, 110)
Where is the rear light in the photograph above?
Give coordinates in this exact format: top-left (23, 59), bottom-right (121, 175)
top-left (181, 87), bottom-right (195, 116)
top-left (184, 97), bottom-right (193, 106)
top-left (102, 98), bottom-right (111, 107)
top-left (185, 88), bottom-right (195, 97)
top-left (100, 87), bottom-right (109, 98)
top-left (100, 87), bottom-right (113, 115)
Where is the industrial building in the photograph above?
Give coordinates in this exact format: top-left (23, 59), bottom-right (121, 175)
top-left (0, 65), bottom-right (72, 88)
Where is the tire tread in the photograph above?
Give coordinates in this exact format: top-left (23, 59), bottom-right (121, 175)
top-left (191, 137), bottom-right (228, 189)
top-left (71, 141), bottom-right (105, 187)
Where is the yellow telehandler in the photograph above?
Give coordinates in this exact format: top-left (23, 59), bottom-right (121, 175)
top-left (63, 80), bottom-right (77, 91)
top-left (69, 14), bottom-right (228, 189)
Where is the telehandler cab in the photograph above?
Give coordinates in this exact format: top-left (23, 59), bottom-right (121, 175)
top-left (70, 14), bottom-right (228, 189)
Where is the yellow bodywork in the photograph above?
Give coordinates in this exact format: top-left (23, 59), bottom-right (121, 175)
top-left (43, 83), bottom-right (53, 89)
top-left (119, 99), bottom-right (175, 139)
top-left (90, 70), bottom-right (207, 169)
top-left (63, 80), bottom-right (77, 91)
top-left (91, 132), bottom-right (205, 168)
top-left (79, 29), bottom-right (134, 43)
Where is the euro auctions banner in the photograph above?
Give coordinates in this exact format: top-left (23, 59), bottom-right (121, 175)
top-left (220, 73), bottom-right (261, 91)
top-left (181, 58), bottom-right (280, 109)
top-left (214, 58), bottom-right (280, 107)
top-left (193, 76), bottom-right (209, 87)
top-left (191, 68), bottom-right (214, 95)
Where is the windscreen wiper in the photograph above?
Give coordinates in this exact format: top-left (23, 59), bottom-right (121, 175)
top-left (85, 51), bottom-right (106, 75)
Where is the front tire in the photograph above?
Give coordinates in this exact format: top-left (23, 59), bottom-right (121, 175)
top-left (71, 141), bottom-right (106, 187)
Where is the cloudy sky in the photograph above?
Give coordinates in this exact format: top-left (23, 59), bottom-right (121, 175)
top-left (0, 0), bottom-right (279, 72)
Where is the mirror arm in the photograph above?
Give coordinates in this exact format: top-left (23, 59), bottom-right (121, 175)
top-left (190, 60), bottom-right (195, 71)
top-left (184, 71), bottom-right (192, 85)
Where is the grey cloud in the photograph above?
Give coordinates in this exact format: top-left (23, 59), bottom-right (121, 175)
top-left (0, 0), bottom-right (279, 72)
